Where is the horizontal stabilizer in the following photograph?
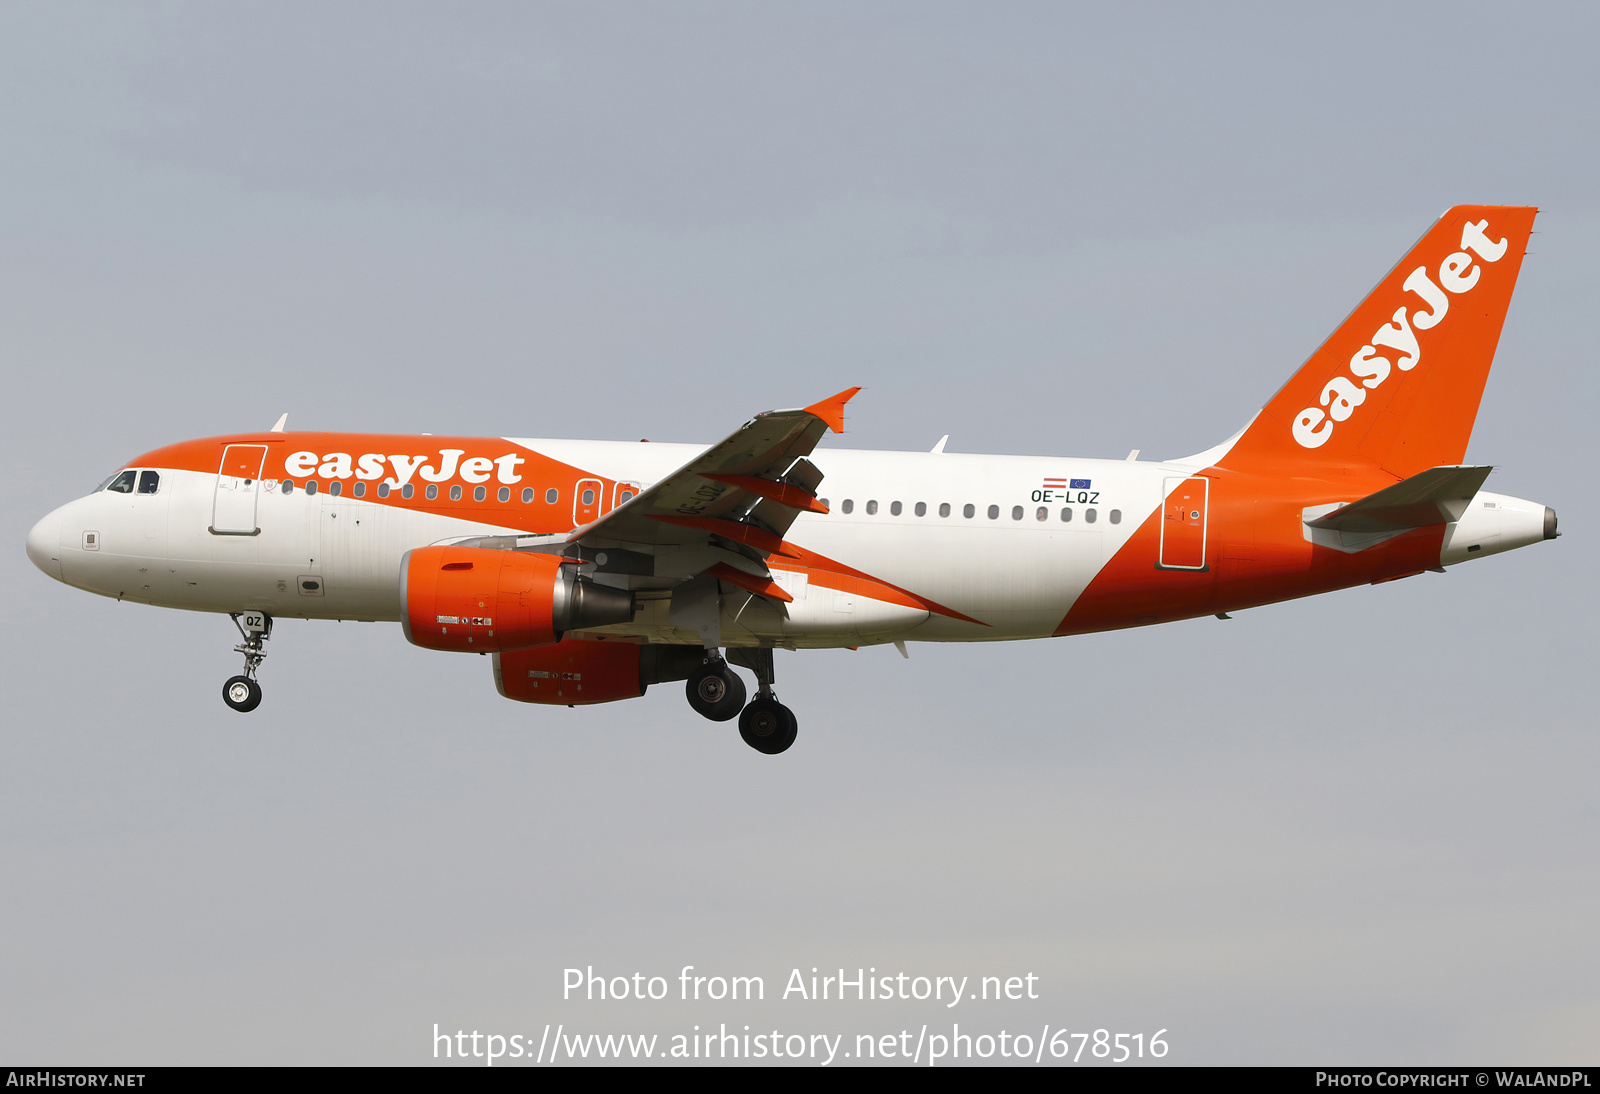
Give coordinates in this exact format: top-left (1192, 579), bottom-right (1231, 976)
top-left (1307, 465), bottom-right (1492, 534)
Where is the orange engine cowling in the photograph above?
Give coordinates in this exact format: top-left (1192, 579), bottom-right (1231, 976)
top-left (495, 639), bottom-right (644, 705)
top-left (400, 545), bottom-right (635, 653)
top-left (495, 640), bottom-right (708, 706)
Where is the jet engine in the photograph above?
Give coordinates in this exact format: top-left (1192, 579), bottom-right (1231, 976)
top-left (399, 546), bottom-right (634, 653)
top-left (495, 639), bottom-right (707, 705)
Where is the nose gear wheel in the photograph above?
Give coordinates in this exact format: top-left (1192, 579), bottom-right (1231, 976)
top-left (223, 675), bottom-right (262, 712)
top-left (223, 612), bottom-right (272, 713)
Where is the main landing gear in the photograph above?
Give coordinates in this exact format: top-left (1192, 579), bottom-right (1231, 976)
top-left (686, 656), bottom-right (745, 721)
top-left (223, 611), bottom-right (272, 713)
top-left (684, 648), bottom-right (798, 755)
top-left (738, 697), bottom-right (797, 756)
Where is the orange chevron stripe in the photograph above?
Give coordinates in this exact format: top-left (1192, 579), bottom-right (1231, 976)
top-left (707, 562), bottom-right (794, 603)
top-left (773, 543), bottom-right (988, 627)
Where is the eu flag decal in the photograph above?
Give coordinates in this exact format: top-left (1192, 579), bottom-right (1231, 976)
top-left (1069, 478), bottom-right (1091, 490)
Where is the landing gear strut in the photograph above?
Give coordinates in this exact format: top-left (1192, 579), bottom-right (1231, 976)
top-left (223, 611), bottom-right (271, 713)
top-left (729, 648), bottom-right (797, 755)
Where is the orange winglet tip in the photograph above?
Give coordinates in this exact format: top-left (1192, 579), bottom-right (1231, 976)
top-left (707, 562), bottom-right (793, 603)
top-left (702, 473), bottom-right (828, 514)
top-left (803, 386), bottom-right (862, 433)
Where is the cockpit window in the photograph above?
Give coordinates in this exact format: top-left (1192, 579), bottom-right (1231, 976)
top-left (137, 471), bottom-right (160, 495)
top-left (106, 470), bottom-right (136, 494)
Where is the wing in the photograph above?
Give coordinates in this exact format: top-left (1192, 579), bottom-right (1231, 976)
top-left (569, 387), bottom-right (860, 595)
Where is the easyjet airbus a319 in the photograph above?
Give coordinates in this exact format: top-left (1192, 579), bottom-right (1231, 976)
top-left (27, 206), bottom-right (1556, 753)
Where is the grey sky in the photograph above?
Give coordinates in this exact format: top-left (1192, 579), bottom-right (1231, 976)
top-left (2, 2), bottom-right (1596, 1064)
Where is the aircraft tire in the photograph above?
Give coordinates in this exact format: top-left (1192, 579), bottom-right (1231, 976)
top-left (739, 698), bottom-right (797, 754)
top-left (223, 675), bottom-right (262, 713)
top-left (686, 662), bottom-right (745, 721)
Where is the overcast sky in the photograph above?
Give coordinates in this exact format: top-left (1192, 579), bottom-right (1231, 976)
top-left (2, 1), bottom-right (1596, 1066)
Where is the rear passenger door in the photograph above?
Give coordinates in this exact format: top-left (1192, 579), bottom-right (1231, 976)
top-left (1158, 476), bottom-right (1209, 570)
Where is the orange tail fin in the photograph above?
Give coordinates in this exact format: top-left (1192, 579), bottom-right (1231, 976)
top-left (1217, 205), bottom-right (1536, 479)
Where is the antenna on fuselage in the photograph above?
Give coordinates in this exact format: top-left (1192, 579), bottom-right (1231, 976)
top-left (931, 435), bottom-right (949, 454)
top-left (270, 413), bottom-right (289, 433)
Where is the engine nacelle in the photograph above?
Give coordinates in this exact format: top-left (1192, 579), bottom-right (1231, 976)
top-left (399, 545), bottom-right (634, 653)
top-left (495, 640), bottom-right (708, 706)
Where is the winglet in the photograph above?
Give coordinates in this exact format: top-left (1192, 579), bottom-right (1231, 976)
top-left (803, 387), bottom-right (862, 433)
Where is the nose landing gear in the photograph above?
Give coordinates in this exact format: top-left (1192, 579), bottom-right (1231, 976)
top-left (223, 611), bottom-right (271, 713)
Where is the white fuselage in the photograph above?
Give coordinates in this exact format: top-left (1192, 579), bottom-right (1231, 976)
top-left (29, 441), bottom-right (1166, 647)
top-left (26, 437), bottom-right (1550, 651)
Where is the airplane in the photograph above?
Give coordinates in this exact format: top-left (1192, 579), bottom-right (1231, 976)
top-left (25, 205), bottom-right (1556, 755)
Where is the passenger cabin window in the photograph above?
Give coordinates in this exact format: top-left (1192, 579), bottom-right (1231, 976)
top-left (425, 484), bottom-right (438, 500)
top-left (1036, 507), bottom-right (1048, 521)
top-left (498, 487), bottom-right (510, 503)
top-left (401, 484), bottom-right (414, 499)
top-left (987, 505), bottom-right (999, 520)
top-left (137, 471), bottom-right (160, 494)
top-left (1085, 508), bottom-right (1097, 523)
top-left (1061, 507), bottom-right (1072, 522)
top-left (939, 503), bottom-right (951, 518)
top-left (1110, 509), bottom-right (1122, 524)
top-left (330, 481), bottom-right (342, 497)
top-left (1011, 505), bottom-right (1023, 520)
top-left (352, 482), bottom-right (366, 498)
top-left (305, 480), bottom-right (318, 495)
top-left (474, 486), bottom-right (487, 502)
top-left (865, 500), bottom-right (878, 515)
top-left (962, 504), bottom-right (974, 518)
top-left (841, 499), bottom-right (854, 514)
top-left (581, 488), bottom-right (595, 506)
top-left (377, 483), bottom-right (390, 498)
top-left (890, 501), bottom-right (902, 516)
top-left (521, 487), bottom-right (534, 503)
top-left (915, 502), bottom-right (927, 517)
top-left (449, 485), bottom-right (462, 501)
top-left (545, 488), bottom-right (558, 504)
top-left (282, 480), bottom-right (295, 494)
top-left (107, 470), bottom-right (136, 494)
